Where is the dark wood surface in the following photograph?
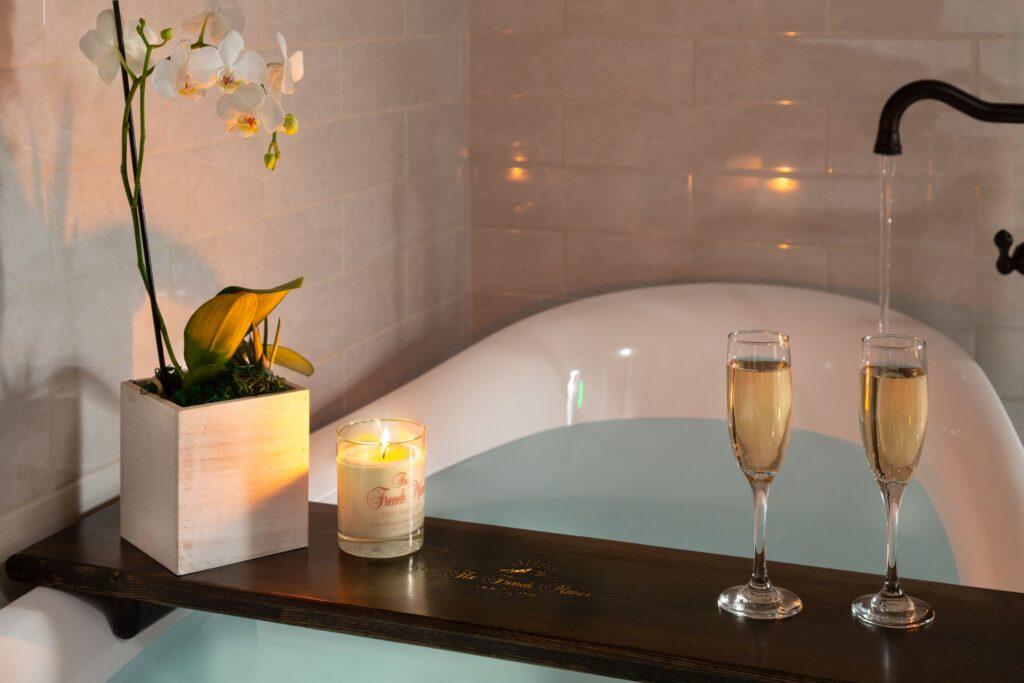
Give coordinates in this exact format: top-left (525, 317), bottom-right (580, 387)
top-left (5, 502), bottom-right (1023, 682)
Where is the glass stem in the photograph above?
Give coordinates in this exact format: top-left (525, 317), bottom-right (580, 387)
top-left (880, 480), bottom-right (907, 596)
top-left (749, 478), bottom-right (773, 591)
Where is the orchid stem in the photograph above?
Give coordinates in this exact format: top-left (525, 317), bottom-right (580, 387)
top-left (115, 2), bottom-right (183, 383)
top-left (191, 16), bottom-right (210, 49)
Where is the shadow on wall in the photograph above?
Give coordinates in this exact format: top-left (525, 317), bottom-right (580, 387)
top-left (323, 196), bottom-right (469, 427)
top-left (0, 81), bottom-right (220, 605)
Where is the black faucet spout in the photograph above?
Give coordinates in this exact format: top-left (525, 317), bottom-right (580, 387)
top-left (874, 79), bottom-right (1024, 155)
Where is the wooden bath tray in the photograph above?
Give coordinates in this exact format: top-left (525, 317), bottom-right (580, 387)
top-left (5, 502), bottom-right (1024, 682)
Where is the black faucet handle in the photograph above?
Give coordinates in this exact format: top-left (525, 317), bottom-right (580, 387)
top-left (994, 229), bottom-right (1024, 275)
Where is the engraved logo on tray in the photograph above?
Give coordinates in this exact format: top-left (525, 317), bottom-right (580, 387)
top-left (442, 559), bottom-right (592, 599)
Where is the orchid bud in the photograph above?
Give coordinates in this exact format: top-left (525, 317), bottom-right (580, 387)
top-left (160, 27), bottom-right (174, 41)
top-left (263, 153), bottom-right (277, 171)
top-left (283, 114), bottom-right (299, 136)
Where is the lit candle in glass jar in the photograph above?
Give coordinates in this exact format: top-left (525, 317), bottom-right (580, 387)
top-left (336, 419), bottom-right (426, 558)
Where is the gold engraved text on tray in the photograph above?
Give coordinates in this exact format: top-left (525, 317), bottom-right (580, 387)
top-left (443, 559), bottom-right (592, 599)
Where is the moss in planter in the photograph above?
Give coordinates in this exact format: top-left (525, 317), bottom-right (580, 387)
top-left (141, 365), bottom-right (291, 407)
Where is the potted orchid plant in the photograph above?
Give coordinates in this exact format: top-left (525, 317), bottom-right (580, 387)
top-left (80, 1), bottom-right (315, 575)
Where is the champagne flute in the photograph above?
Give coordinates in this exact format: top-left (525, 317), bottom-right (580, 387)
top-left (852, 335), bottom-right (934, 629)
top-left (718, 331), bottom-right (802, 620)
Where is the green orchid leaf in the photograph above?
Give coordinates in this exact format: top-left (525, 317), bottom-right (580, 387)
top-left (218, 277), bottom-right (303, 325)
top-left (264, 344), bottom-right (315, 376)
top-left (183, 292), bottom-right (259, 370)
top-left (181, 363), bottom-right (226, 389)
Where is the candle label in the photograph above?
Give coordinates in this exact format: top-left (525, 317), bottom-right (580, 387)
top-left (338, 456), bottom-right (426, 540)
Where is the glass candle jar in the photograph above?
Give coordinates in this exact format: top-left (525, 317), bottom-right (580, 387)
top-left (336, 418), bottom-right (426, 558)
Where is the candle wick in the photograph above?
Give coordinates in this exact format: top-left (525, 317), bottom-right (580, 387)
top-left (380, 443), bottom-right (390, 460)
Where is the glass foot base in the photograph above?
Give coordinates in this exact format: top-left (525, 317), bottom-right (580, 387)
top-left (851, 592), bottom-right (934, 629)
top-left (338, 527), bottom-right (423, 559)
top-left (718, 584), bottom-right (802, 620)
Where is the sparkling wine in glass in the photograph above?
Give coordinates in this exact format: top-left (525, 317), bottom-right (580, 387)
top-left (718, 330), bottom-right (802, 620)
top-left (852, 335), bottom-right (934, 629)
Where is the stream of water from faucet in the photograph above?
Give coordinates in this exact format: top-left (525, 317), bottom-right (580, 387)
top-left (878, 157), bottom-right (896, 334)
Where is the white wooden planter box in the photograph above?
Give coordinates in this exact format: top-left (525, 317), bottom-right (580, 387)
top-left (120, 379), bottom-right (309, 575)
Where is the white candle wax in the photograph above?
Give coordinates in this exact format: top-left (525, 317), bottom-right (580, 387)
top-left (337, 441), bottom-right (426, 541)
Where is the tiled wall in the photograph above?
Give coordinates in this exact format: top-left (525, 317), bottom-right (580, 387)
top-left (0, 0), bottom-right (468, 605)
top-left (467, 0), bottom-right (1024, 434)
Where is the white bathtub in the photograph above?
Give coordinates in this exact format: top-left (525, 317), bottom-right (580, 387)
top-left (2, 283), bottom-right (1023, 682)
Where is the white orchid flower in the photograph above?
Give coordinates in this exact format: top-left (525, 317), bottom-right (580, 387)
top-left (217, 84), bottom-right (285, 138)
top-left (151, 42), bottom-right (220, 100)
top-left (79, 9), bottom-right (151, 84)
top-left (183, 0), bottom-right (245, 44)
top-left (267, 33), bottom-right (304, 100)
top-left (203, 30), bottom-right (267, 94)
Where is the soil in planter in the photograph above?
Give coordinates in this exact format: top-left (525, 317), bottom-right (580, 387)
top-left (140, 365), bottom-right (292, 407)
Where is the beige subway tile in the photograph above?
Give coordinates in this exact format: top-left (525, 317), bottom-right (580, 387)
top-left (400, 295), bottom-right (465, 367)
top-left (46, 368), bottom-right (119, 490)
top-left (565, 232), bottom-right (827, 293)
top-left (830, 103), bottom-right (1024, 182)
top-left (145, 94), bottom-right (232, 158)
top-left (471, 162), bottom-right (690, 232)
top-left (972, 250), bottom-right (1024, 325)
top-left (1001, 398), bottom-right (1024, 438)
top-left (564, 104), bottom-right (695, 169)
top-left (402, 229), bottom-right (469, 314)
top-left (693, 173), bottom-right (877, 247)
top-left (564, 103), bottom-right (824, 171)
top-left (0, 266), bottom-right (138, 418)
top-left (828, 246), bottom-right (978, 325)
top-left (282, 45), bottom-right (341, 128)
top-left (57, 262), bottom-right (145, 368)
top-left (257, 275), bottom-right (340, 369)
top-left (342, 294), bottom-right (465, 410)
top-left (343, 167), bottom-right (465, 267)
top-left (696, 38), bottom-right (972, 105)
top-left (408, 100), bottom-right (468, 175)
top-left (0, 393), bottom-right (51, 516)
top-left (258, 0), bottom-right (404, 45)
top-left (307, 351), bottom-right (345, 428)
top-left (471, 35), bottom-right (692, 102)
top-left (145, 137), bottom-right (268, 239)
top-left (469, 100), bottom-right (562, 163)
top-left (48, 164), bottom-right (141, 278)
top-left (407, 0), bottom-right (467, 35)
top-left (695, 172), bottom-right (969, 253)
top-left (471, 290), bottom-right (562, 339)
top-left (3, 0), bottom-right (43, 67)
top-left (469, 0), bottom-right (566, 34)
top-left (334, 255), bottom-right (404, 345)
top-left (978, 185), bottom-right (1024, 254)
top-left (54, 369), bottom-right (123, 487)
top-left (184, 215), bottom-right (332, 295)
top-left (976, 325), bottom-right (1024, 399)
top-left (1, 159), bottom-right (51, 291)
top-left (0, 63), bottom-right (123, 165)
top-left (341, 36), bottom-right (463, 114)
top-left (472, 227), bottom-right (565, 292)
top-left (342, 322), bottom-right (404, 411)
top-left (264, 113), bottom-right (405, 209)
top-left (43, 0), bottom-right (195, 65)
top-left (567, 0), bottom-right (826, 35)
top-left (695, 105), bottom-right (826, 173)
top-left (979, 39), bottom-right (1024, 101)
top-left (892, 178), bottom-right (976, 252)
top-left (830, 0), bottom-right (1024, 35)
